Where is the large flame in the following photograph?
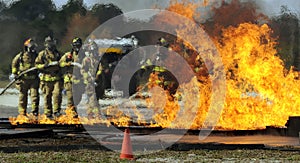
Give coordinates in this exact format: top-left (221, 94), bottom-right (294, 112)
top-left (150, 0), bottom-right (300, 130)
top-left (216, 23), bottom-right (300, 129)
top-left (9, 0), bottom-right (300, 130)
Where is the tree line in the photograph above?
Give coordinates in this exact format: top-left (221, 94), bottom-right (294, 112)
top-left (0, 0), bottom-right (123, 79)
top-left (0, 0), bottom-right (299, 79)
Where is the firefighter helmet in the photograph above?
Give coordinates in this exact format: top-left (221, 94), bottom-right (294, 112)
top-left (159, 37), bottom-right (166, 44)
top-left (71, 37), bottom-right (82, 51)
top-left (44, 36), bottom-right (56, 50)
top-left (87, 39), bottom-right (97, 50)
top-left (24, 38), bottom-right (37, 53)
top-left (157, 37), bottom-right (169, 48)
top-left (82, 39), bottom-right (98, 58)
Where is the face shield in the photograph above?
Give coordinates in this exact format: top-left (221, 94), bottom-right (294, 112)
top-left (72, 43), bottom-right (82, 52)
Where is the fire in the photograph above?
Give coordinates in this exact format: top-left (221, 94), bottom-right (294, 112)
top-left (166, 0), bottom-right (198, 20)
top-left (146, 72), bottom-right (180, 128)
top-left (8, 1), bottom-right (300, 131)
top-left (55, 107), bottom-right (81, 124)
top-left (215, 23), bottom-right (300, 129)
top-left (145, 0), bottom-right (300, 130)
top-left (9, 115), bottom-right (36, 125)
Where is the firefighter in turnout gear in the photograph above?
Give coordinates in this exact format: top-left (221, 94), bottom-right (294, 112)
top-left (81, 40), bottom-right (100, 118)
top-left (141, 37), bottom-right (178, 95)
top-left (11, 38), bottom-right (39, 116)
top-left (152, 38), bottom-right (178, 95)
top-left (59, 37), bottom-right (84, 118)
top-left (35, 36), bottom-right (63, 119)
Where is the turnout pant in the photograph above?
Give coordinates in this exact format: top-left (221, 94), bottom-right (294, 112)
top-left (40, 80), bottom-right (62, 116)
top-left (16, 78), bottom-right (39, 115)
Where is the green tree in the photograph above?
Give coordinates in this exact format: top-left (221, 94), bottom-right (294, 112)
top-left (0, 0), bottom-right (56, 79)
top-left (0, 0), bottom-right (128, 79)
top-left (60, 13), bottom-right (99, 51)
top-left (2, 0), bottom-right (54, 22)
top-left (61, 0), bottom-right (87, 18)
top-left (0, 1), bottom-right (6, 12)
top-left (90, 3), bottom-right (123, 24)
top-left (270, 6), bottom-right (299, 70)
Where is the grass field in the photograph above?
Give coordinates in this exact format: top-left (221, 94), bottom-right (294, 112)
top-left (0, 149), bottom-right (299, 162)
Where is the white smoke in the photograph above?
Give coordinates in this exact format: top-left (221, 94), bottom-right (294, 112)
top-left (255, 0), bottom-right (300, 17)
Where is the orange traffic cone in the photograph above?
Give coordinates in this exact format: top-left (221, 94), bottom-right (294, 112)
top-left (120, 128), bottom-right (134, 160)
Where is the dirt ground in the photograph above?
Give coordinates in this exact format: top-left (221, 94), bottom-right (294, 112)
top-left (0, 132), bottom-right (300, 162)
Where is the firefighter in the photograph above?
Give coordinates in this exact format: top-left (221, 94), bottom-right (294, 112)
top-left (95, 55), bottom-right (105, 100)
top-left (59, 37), bottom-right (84, 118)
top-left (81, 40), bottom-right (100, 118)
top-left (35, 36), bottom-right (63, 119)
top-left (131, 35), bottom-right (139, 48)
top-left (10, 38), bottom-right (39, 117)
top-left (153, 38), bottom-right (178, 95)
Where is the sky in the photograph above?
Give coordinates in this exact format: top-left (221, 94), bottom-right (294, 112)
top-left (2, 0), bottom-right (300, 18)
top-left (51, 0), bottom-right (300, 17)
top-left (48, 0), bottom-right (300, 21)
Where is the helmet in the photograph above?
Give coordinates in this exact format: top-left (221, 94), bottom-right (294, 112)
top-left (88, 39), bottom-right (97, 50)
top-left (159, 37), bottom-right (166, 44)
top-left (71, 37), bottom-right (82, 52)
top-left (83, 39), bottom-right (98, 58)
top-left (44, 36), bottom-right (56, 51)
top-left (24, 38), bottom-right (37, 53)
top-left (157, 37), bottom-right (169, 48)
top-left (84, 39), bottom-right (98, 52)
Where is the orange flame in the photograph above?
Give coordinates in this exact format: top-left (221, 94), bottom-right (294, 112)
top-left (215, 23), bottom-right (300, 129)
top-left (8, 1), bottom-right (300, 131)
top-left (147, 0), bottom-right (300, 130)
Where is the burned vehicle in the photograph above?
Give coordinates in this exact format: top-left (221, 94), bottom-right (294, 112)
top-left (94, 37), bottom-right (137, 99)
top-left (94, 36), bottom-right (180, 99)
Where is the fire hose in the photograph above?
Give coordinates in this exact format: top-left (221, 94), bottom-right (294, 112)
top-left (0, 62), bottom-right (59, 95)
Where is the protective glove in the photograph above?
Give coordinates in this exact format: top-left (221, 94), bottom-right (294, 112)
top-left (9, 74), bottom-right (17, 81)
top-left (36, 63), bottom-right (46, 69)
top-left (65, 62), bottom-right (71, 67)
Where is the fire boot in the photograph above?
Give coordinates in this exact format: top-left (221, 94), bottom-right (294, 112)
top-left (73, 110), bottom-right (79, 119)
top-left (71, 106), bottom-right (79, 118)
top-left (54, 112), bottom-right (62, 119)
top-left (46, 114), bottom-right (53, 120)
top-left (28, 114), bottom-right (38, 124)
top-left (32, 112), bottom-right (38, 117)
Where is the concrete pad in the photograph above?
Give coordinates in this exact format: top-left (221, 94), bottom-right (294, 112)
top-left (100, 133), bottom-right (300, 149)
